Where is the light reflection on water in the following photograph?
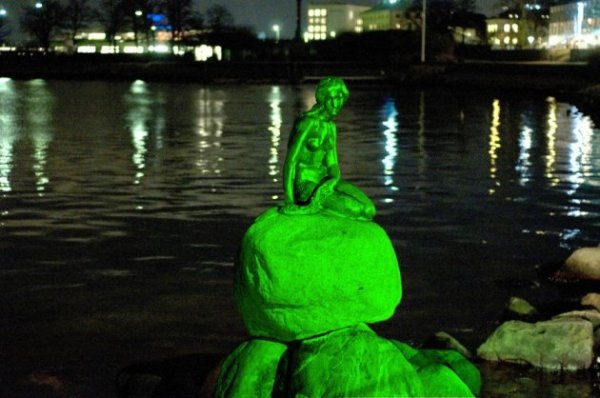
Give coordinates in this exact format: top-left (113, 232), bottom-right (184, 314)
top-left (0, 81), bottom-right (599, 335)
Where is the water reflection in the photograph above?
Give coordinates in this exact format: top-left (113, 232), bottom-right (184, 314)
top-left (27, 80), bottom-right (54, 195)
top-left (488, 99), bottom-right (501, 195)
top-left (417, 91), bottom-right (427, 180)
top-left (0, 78), bottom-right (17, 193)
top-left (517, 124), bottom-right (533, 186)
top-left (566, 107), bottom-right (593, 197)
top-left (125, 80), bottom-right (151, 185)
top-left (195, 88), bottom-right (224, 176)
top-left (268, 86), bottom-right (282, 191)
top-left (545, 97), bottom-right (558, 185)
top-left (381, 97), bottom-right (398, 202)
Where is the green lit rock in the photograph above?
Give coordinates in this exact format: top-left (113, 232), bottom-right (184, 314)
top-left (393, 341), bottom-right (479, 397)
top-left (279, 324), bottom-right (424, 397)
top-left (214, 339), bottom-right (287, 398)
top-left (235, 208), bottom-right (401, 341)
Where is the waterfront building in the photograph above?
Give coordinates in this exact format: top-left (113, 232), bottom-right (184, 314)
top-left (361, 0), bottom-right (416, 32)
top-left (486, 6), bottom-right (550, 49)
top-left (549, 0), bottom-right (600, 48)
top-left (306, 1), bottom-right (370, 41)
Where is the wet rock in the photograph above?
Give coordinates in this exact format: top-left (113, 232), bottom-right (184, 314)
top-left (422, 331), bottom-right (473, 359)
top-left (215, 339), bottom-right (287, 398)
top-left (503, 296), bottom-right (539, 322)
top-left (279, 324), bottom-right (474, 397)
top-left (477, 319), bottom-right (594, 370)
top-left (553, 309), bottom-right (600, 328)
top-left (581, 293), bottom-right (600, 312)
top-left (235, 207), bottom-right (401, 341)
top-left (555, 247), bottom-right (600, 281)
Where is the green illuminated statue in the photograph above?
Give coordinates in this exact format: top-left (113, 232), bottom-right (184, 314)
top-left (213, 78), bottom-right (480, 398)
top-left (282, 77), bottom-right (375, 220)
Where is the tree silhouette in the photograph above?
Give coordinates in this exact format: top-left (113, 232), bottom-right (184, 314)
top-left (161, 0), bottom-right (193, 50)
top-left (96, 0), bottom-right (126, 47)
top-left (63, 0), bottom-right (96, 46)
top-left (21, 0), bottom-right (64, 51)
top-left (206, 4), bottom-right (234, 34)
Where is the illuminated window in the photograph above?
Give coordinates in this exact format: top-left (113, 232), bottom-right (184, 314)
top-left (512, 37), bottom-right (518, 44)
top-left (315, 9), bottom-right (321, 17)
top-left (321, 25), bottom-right (326, 32)
top-left (308, 9), bottom-right (314, 17)
top-left (504, 24), bottom-right (510, 33)
top-left (349, 11), bottom-right (354, 19)
top-left (330, 31), bottom-right (336, 38)
top-left (504, 36), bottom-right (510, 44)
top-left (512, 23), bottom-right (519, 32)
top-left (308, 25), bottom-right (314, 33)
top-left (321, 9), bottom-right (327, 16)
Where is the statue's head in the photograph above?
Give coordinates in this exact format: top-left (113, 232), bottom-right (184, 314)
top-left (315, 77), bottom-right (349, 118)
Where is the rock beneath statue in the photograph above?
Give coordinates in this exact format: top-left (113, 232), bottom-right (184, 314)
top-left (581, 292), bottom-right (600, 312)
top-left (214, 339), bottom-right (287, 398)
top-left (422, 331), bottom-right (473, 359)
top-left (554, 247), bottom-right (600, 281)
top-left (278, 324), bottom-right (474, 398)
top-left (236, 208), bottom-right (401, 341)
top-left (477, 319), bottom-right (594, 370)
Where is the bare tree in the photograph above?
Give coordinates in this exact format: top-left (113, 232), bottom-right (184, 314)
top-left (96, 0), bottom-right (126, 47)
top-left (63, 0), bottom-right (96, 45)
top-left (21, 0), bottom-right (64, 51)
top-left (160, 0), bottom-right (193, 50)
top-left (206, 4), bottom-right (234, 34)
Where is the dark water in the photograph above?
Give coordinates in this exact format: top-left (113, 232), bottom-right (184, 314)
top-left (1, 79), bottom-right (599, 396)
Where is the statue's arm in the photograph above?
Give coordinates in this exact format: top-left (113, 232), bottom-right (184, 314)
top-left (325, 124), bottom-right (340, 182)
top-left (283, 118), bottom-right (311, 205)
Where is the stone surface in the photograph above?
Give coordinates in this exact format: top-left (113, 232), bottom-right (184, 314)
top-left (422, 331), bottom-right (473, 359)
top-left (505, 296), bottom-right (539, 320)
top-left (553, 309), bottom-right (600, 328)
top-left (394, 341), bottom-right (480, 396)
top-left (278, 324), bottom-right (474, 398)
top-left (581, 292), bottom-right (600, 312)
top-left (477, 319), bottom-right (594, 370)
top-left (556, 247), bottom-right (600, 281)
top-left (214, 339), bottom-right (287, 398)
top-left (235, 208), bottom-right (401, 341)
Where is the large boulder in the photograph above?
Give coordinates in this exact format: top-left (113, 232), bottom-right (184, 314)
top-left (477, 319), bottom-right (594, 370)
top-left (555, 247), bottom-right (600, 281)
top-left (235, 208), bottom-right (401, 341)
top-left (214, 339), bottom-right (287, 398)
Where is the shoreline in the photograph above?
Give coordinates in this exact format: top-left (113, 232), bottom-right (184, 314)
top-left (1, 56), bottom-right (598, 120)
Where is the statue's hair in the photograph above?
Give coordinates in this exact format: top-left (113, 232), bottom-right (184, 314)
top-left (315, 77), bottom-right (349, 105)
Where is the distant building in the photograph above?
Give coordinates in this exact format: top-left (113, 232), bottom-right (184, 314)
top-left (549, 0), bottom-right (600, 48)
top-left (306, 1), bottom-right (370, 41)
top-left (486, 15), bottom-right (526, 49)
top-left (361, 0), bottom-right (415, 32)
top-left (487, 5), bottom-right (550, 49)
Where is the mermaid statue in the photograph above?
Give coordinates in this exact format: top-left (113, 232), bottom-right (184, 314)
top-left (281, 77), bottom-right (376, 220)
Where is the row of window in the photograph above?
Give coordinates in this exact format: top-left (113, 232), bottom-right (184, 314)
top-left (488, 23), bottom-right (519, 33)
top-left (308, 25), bottom-right (327, 33)
top-left (308, 9), bottom-right (328, 17)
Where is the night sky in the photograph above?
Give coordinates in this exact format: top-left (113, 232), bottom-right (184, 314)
top-left (2, 0), bottom-right (498, 43)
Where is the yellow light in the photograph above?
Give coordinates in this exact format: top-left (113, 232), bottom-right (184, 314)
top-left (308, 9), bottom-right (314, 17)
top-left (504, 24), bottom-right (510, 33)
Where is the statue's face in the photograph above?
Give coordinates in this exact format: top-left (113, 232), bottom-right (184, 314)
top-left (324, 93), bottom-right (345, 118)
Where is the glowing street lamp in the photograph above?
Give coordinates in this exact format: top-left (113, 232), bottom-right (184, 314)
top-left (35, 2), bottom-right (43, 9)
top-left (135, 10), bottom-right (143, 17)
top-left (272, 24), bottom-right (280, 43)
top-left (0, 9), bottom-right (6, 17)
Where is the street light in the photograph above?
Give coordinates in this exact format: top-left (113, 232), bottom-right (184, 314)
top-left (272, 24), bottom-right (280, 43)
top-left (35, 2), bottom-right (43, 9)
top-left (135, 10), bottom-right (143, 17)
top-left (0, 9), bottom-right (6, 17)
